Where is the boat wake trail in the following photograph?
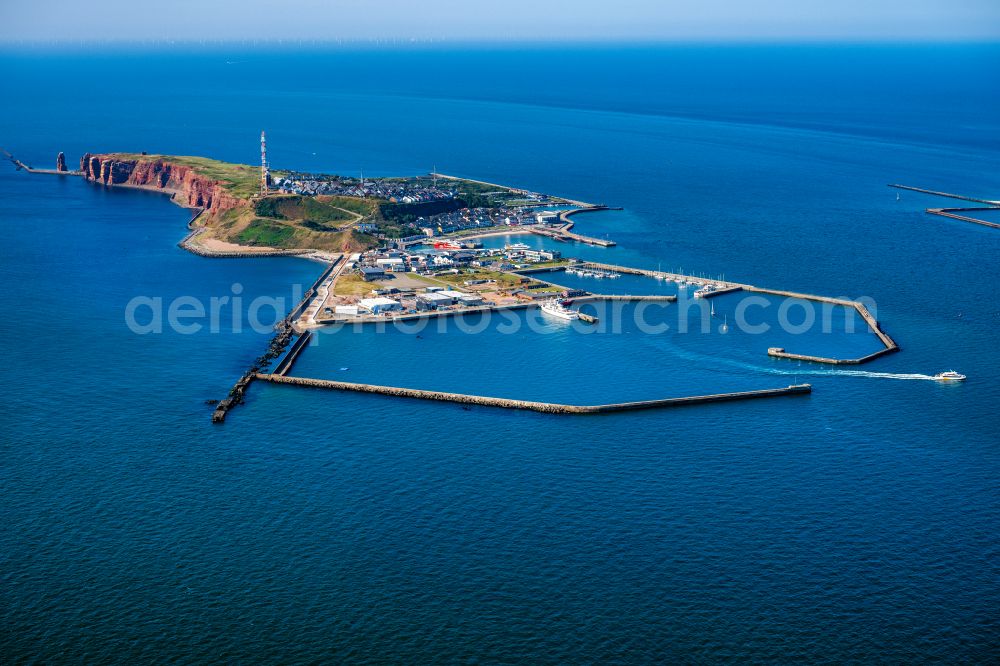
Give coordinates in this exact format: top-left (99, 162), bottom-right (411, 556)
top-left (749, 365), bottom-right (937, 381)
top-left (655, 342), bottom-right (938, 381)
top-left (824, 370), bottom-right (937, 381)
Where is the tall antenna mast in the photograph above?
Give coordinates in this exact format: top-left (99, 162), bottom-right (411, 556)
top-left (260, 130), bottom-right (269, 196)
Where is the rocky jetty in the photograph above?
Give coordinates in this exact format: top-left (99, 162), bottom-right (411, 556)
top-left (56, 152), bottom-right (66, 172)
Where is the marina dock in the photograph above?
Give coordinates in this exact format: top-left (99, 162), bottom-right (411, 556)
top-left (577, 261), bottom-right (739, 289)
top-left (257, 373), bottom-right (812, 414)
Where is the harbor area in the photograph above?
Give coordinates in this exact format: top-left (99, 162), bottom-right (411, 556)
top-left (294, 238), bottom-right (895, 370)
top-left (273, 297), bottom-right (877, 408)
top-left (309, 243), bottom-right (577, 324)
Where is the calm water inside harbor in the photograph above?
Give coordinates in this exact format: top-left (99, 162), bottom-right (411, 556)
top-left (2, 46), bottom-right (999, 662)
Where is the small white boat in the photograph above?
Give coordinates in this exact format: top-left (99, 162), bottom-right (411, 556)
top-left (934, 370), bottom-right (966, 381)
top-left (721, 315), bottom-right (729, 333)
top-left (540, 299), bottom-right (579, 321)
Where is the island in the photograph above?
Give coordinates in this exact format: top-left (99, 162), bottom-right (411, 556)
top-left (5, 147), bottom-right (910, 421)
top-left (76, 152), bottom-right (612, 258)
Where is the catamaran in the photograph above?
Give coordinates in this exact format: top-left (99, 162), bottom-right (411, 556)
top-left (933, 370), bottom-right (966, 381)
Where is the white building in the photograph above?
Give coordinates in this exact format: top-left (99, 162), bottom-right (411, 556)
top-left (437, 290), bottom-right (469, 304)
top-left (358, 297), bottom-right (403, 315)
top-left (334, 305), bottom-right (359, 316)
top-left (376, 257), bottom-right (406, 272)
top-left (417, 292), bottom-right (454, 308)
top-left (456, 293), bottom-right (485, 306)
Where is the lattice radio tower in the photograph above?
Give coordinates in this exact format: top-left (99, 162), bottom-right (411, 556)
top-left (260, 130), bottom-right (269, 196)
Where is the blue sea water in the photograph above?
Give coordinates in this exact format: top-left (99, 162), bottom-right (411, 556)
top-left (1, 45), bottom-right (999, 663)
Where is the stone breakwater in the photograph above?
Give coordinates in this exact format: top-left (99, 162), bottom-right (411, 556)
top-left (257, 374), bottom-right (813, 414)
top-left (80, 154), bottom-right (242, 213)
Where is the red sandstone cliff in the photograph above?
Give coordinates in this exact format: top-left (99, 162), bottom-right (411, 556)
top-left (80, 153), bottom-right (242, 214)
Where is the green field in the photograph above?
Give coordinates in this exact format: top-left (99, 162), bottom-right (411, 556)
top-left (321, 196), bottom-right (378, 217)
top-left (254, 195), bottom-right (361, 229)
top-left (237, 219), bottom-right (295, 246)
top-left (333, 272), bottom-right (381, 296)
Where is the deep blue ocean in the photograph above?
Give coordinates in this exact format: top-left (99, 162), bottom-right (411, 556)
top-left (2, 45), bottom-right (999, 663)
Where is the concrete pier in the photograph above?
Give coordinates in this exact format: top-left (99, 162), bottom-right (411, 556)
top-left (258, 373), bottom-right (812, 414)
top-left (213, 261), bottom-right (338, 422)
top-left (531, 208), bottom-right (618, 246)
top-left (272, 330), bottom-right (313, 376)
top-left (888, 184), bottom-right (999, 205)
top-left (575, 261), bottom-right (898, 365)
top-left (571, 294), bottom-right (677, 303)
top-left (697, 286), bottom-right (744, 299)
top-left (758, 292), bottom-right (898, 365)
top-left (313, 302), bottom-right (534, 326)
top-left (926, 208), bottom-right (1000, 230)
top-left (889, 184), bottom-right (1000, 230)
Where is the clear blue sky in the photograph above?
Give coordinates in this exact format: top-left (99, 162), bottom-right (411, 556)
top-left (1, 0), bottom-right (998, 42)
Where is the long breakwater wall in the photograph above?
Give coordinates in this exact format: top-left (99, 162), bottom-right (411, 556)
top-left (747, 286), bottom-right (898, 364)
top-left (272, 330), bottom-right (313, 376)
top-left (578, 261), bottom-right (898, 365)
top-left (926, 208), bottom-right (1000, 230)
top-left (572, 294), bottom-right (677, 303)
top-left (536, 209), bottom-right (618, 247)
top-left (888, 184), bottom-right (1000, 230)
top-left (258, 374), bottom-right (812, 414)
top-left (213, 260), bottom-right (338, 422)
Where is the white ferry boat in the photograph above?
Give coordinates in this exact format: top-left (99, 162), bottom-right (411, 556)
top-left (933, 370), bottom-right (966, 382)
top-left (505, 242), bottom-right (531, 251)
top-left (540, 299), bottom-right (580, 321)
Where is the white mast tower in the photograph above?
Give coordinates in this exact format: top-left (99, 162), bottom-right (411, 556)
top-left (260, 130), bottom-right (269, 196)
